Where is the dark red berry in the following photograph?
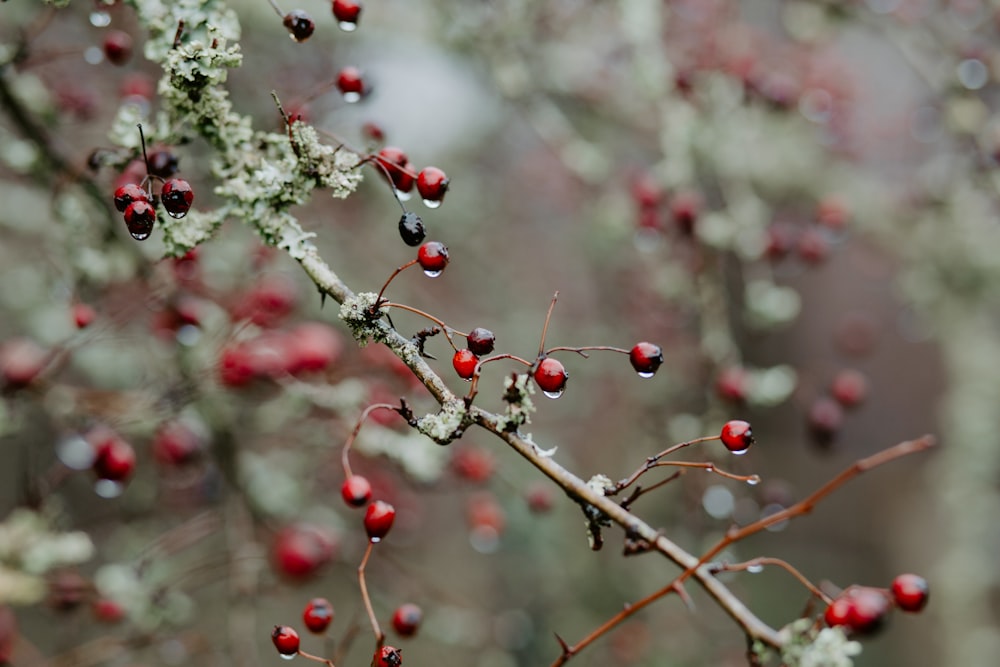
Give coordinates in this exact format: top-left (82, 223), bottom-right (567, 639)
top-left (48, 570), bottom-right (89, 612)
top-left (764, 223), bottom-right (795, 262)
top-left (808, 396), bottom-right (844, 447)
top-left (271, 625), bottom-right (300, 655)
top-left (89, 428), bottom-right (136, 482)
top-left (124, 200), bottom-right (156, 241)
top-left (628, 342), bottom-right (663, 377)
top-left (152, 420), bottom-right (204, 466)
top-left (824, 586), bottom-right (891, 635)
top-left (450, 446), bottom-right (495, 483)
top-left (103, 30), bottom-right (133, 65)
top-left (398, 211), bottom-right (426, 246)
top-left (336, 66), bottom-right (367, 101)
top-left (817, 195), bottom-right (850, 230)
top-left (391, 603), bottom-right (422, 637)
top-left (272, 524), bottom-right (337, 579)
top-left (0, 338), bottom-right (48, 389)
top-left (373, 646), bottom-right (402, 667)
top-left (113, 183), bottom-right (148, 212)
top-left (283, 10), bottom-right (316, 42)
top-left (715, 366), bottom-right (749, 403)
top-left (332, 0), bottom-right (362, 29)
top-left (160, 178), bottom-right (194, 219)
top-left (417, 241), bottom-right (449, 276)
top-left (362, 121), bottom-right (385, 143)
top-left (416, 167), bottom-right (449, 207)
top-left (466, 327), bottom-right (495, 356)
top-left (533, 357), bottom-right (568, 397)
top-left (452, 349), bottom-right (478, 380)
top-left (364, 500), bottom-right (396, 542)
top-left (341, 475), bottom-right (373, 507)
top-left (92, 598), bottom-right (125, 623)
top-left (831, 369), bottom-right (868, 408)
top-left (302, 597), bottom-right (335, 633)
top-left (525, 482), bottom-right (554, 513)
top-left (720, 420), bottom-right (754, 454)
top-left (73, 303), bottom-right (96, 329)
top-left (286, 322), bottom-right (343, 375)
top-left (670, 190), bottom-right (702, 235)
top-left (797, 228), bottom-right (830, 264)
top-left (891, 574), bottom-right (929, 612)
top-left (375, 147), bottom-right (414, 195)
top-left (147, 150), bottom-right (179, 178)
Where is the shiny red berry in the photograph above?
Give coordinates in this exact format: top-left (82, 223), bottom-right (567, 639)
top-left (720, 420), bottom-right (754, 454)
top-left (715, 366), bottom-right (749, 403)
top-left (341, 475), bottom-right (373, 507)
top-left (797, 228), bottom-right (830, 264)
top-left (332, 0), bottom-right (362, 29)
top-left (0, 338), bottom-right (48, 389)
top-left (283, 10), bottom-right (316, 42)
top-left (533, 357), bottom-right (568, 397)
top-left (123, 200), bottom-right (156, 241)
top-left (103, 30), bottom-right (133, 65)
top-left (416, 167), bottom-right (449, 207)
top-left (373, 646), bottom-right (402, 667)
top-left (670, 190), bottom-right (702, 235)
top-left (271, 625), bottom-right (300, 655)
top-left (824, 587), bottom-right (891, 635)
top-left (831, 369), bottom-right (868, 409)
top-left (452, 349), bottom-right (478, 380)
top-left (92, 598), bottom-right (125, 623)
top-left (466, 327), bottom-right (496, 356)
top-left (398, 211), bottom-right (426, 247)
top-left (375, 147), bottom-right (414, 195)
top-left (336, 66), bottom-right (367, 101)
top-left (808, 396), bottom-right (843, 447)
top-left (364, 500), bottom-right (396, 542)
top-left (628, 342), bottom-right (663, 377)
top-left (302, 597), bottom-right (335, 633)
top-left (160, 178), bottom-right (194, 219)
top-left (891, 574), bottom-right (929, 612)
top-left (90, 429), bottom-right (136, 482)
top-left (272, 524), bottom-right (337, 579)
top-left (73, 303), bottom-right (96, 329)
top-left (391, 603), bottom-right (422, 638)
top-left (152, 420), bottom-right (204, 466)
top-left (147, 150), bottom-right (179, 178)
top-left (113, 183), bottom-right (148, 212)
top-left (417, 241), bottom-right (449, 276)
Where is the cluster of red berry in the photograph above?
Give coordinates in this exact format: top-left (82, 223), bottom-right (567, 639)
top-left (824, 574), bottom-right (929, 635)
top-left (111, 129), bottom-right (194, 240)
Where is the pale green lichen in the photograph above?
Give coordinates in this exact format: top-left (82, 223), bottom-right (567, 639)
top-left (500, 372), bottom-right (535, 432)
top-left (94, 562), bottom-right (194, 631)
top-left (0, 508), bottom-right (94, 605)
top-left (338, 292), bottom-right (386, 344)
top-left (416, 399), bottom-right (470, 445)
top-left (355, 424), bottom-right (448, 482)
top-left (778, 619), bottom-right (862, 667)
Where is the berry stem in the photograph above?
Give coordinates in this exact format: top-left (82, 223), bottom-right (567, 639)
top-left (357, 541), bottom-right (385, 648)
top-left (614, 435), bottom-right (719, 493)
top-left (711, 558), bottom-right (833, 606)
top-left (618, 471), bottom-right (685, 510)
top-left (544, 345), bottom-right (630, 358)
top-left (375, 261), bottom-right (419, 305)
top-left (379, 302), bottom-right (462, 350)
top-left (650, 460), bottom-right (760, 484)
top-left (537, 291), bottom-right (560, 357)
top-left (266, 0), bottom-right (285, 19)
top-left (296, 649), bottom-right (336, 667)
top-left (466, 353), bottom-right (534, 402)
top-left (342, 403), bottom-right (398, 478)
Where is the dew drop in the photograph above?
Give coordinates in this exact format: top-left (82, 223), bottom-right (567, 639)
top-left (395, 189), bottom-right (413, 202)
top-left (422, 198), bottom-right (442, 209)
top-left (746, 475), bottom-right (761, 486)
top-left (423, 269), bottom-right (442, 278)
top-left (84, 46), bottom-right (104, 65)
top-left (370, 536), bottom-right (381, 544)
top-left (730, 446), bottom-right (750, 456)
top-left (342, 91), bottom-right (362, 103)
top-left (167, 209), bottom-right (187, 219)
top-left (57, 434), bottom-right (96, 470)
top-left (130, 229), bottom-right (152, 241)
top-left (636, 371), bottom-right (655, 379)
top-left (542, 389), bottom-right (564, 399)
top-left (746, 563), bottom-right (764, 574)
top-left (89, 11), bottom-right (112, 27)
top-left (280, 654), bottom-right (296, 661)
top-left (338, 21), bottom-right (358, 32)
top-left (94, 479), bottom-right (124, 498)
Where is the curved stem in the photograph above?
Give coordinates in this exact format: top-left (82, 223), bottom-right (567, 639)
top-left (376, 261), bottom-right (418, 304)
top-left (545, 345), bottom-right (629, 359)
top-left (615, 435), bottom-right (718, 492)
top-left (537, 291), bottom-right (560, 357)
top-left (297, 649), bottom-right (336, 667)
top-left (466, 353), bottom-right (533, 402)
top-left (380, 302), bottom-right (461, 350)
top-left (651, 460), bottom-right (760, 485)
top-left (357, 542), bottom-right (384, 648)
top-left (266, 0), bottom-right (285, 19)
top-left (341, 403), bottom-right (397, 478)
top-left (714, 557), bottom-right (832, 606)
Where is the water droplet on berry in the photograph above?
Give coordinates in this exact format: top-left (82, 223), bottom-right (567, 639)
top-left (279, 654), bottom-right (296, 661)
top-left (730, 446), bottom-right (750, 456)
top-left (636, 371), bottom-right (655, 379)
top-left (90, 11), bottom-right (111, 27)
top-left (167, 209), bottom-right (187, 219)
top-left (94, 479), bottom-right (124, 498)
top-left (338, 21), bottom-right (358, 32)
top-left (342, 91), bottom-right (362, 103)
top-left (395, 188), bottom-right (413, 202)
top-left (746, 563), bottom-right (764, 574)
top-left (130, 228), bottom-right (152, 241)
top-left (746, 475), bottom-right (760, 486)
top-left (422, 198), bottom-right (442, 209)
top-left (422, 269), bottom-right (442, 278)
top-left (542, 389), bottom-right (563, 399)
top-left (370, 536), bottom-right (382, 544)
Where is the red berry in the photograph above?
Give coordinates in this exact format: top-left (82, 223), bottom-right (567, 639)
top-left (332, 0), bottom-right (362, 30)
top-left (152, 420), bottom-right (204, 466)
top-left (830, 369), bottom-right (868, 409)
top-left (92, 598), bottom-right (125, 624)
top-left (160, 178), bottom-right (194, 219)
top-left (450, 446), bottom-right (495, 483)
top-left (452, 349), bottom-right (479, 380)
top-left (715, 366), bottom-right (748, 403)
top-left (720, 420), bottom-right (754, 454)
top-left (123, 199), bottom-right (156, 241)
top-left (147, 150), bottom-right (179, 178)
top-left (362, 121), bottom-right (385, 143)
top-left (808, 396), bottom-right (843, 447)
top-left (628, 342), bottom-right (663, 377)
top-left (72, 303), bottom-right (96, 329)
top-left (373, 645), bottom-right (403, 667)
top-left (417, 241), bottom-right (449, 276)
top-left (302, 597), bottom-right (335, 633)
top-left (398, 211), bottom-right (426, 247)
top-left (466, 327), bottom-right (496, 356)
top-left (283, 10), bottom-right (316, 42)
top-left (817, 195), bottom-right (850, 230)
top-left (89, 428), bottom-right (136, 482)
top-left (271, 625), bottom-right (300, 656)
top-left (764, 223), bottom-right (795, 262)
top-left (533, 357), bottom-right (568, 397)
top-left (797, 228), bottom-right (830, 264)
top-left (630, 171), bottom-right (663, 208)
top-left (272, 524), bottom-right (337, 579)
top-left (0, 338), bottom-right (48, 389)
top-left (113, 183), bottom-right (148, 212)
top-left (233, 273), bottom-right (299, 328)
top-left (391, 603), bottom-right (423, 638)
top-left (891, 574), bottom-right (929, 612)
top-left (285, 322), bottom-right (343, 375)
top-left (336, 66), bottom-right (367, 101)
top-left (824, 587), bottom-right (891, 635)
top-left (364, 500), bottom-right (396, 542)
top-left (375, 147), bottom-right (415, 195)
top-left (103, 30), bottom-right (133, 65)
top-left (341, 475), bottom-right (373, 507)
top-left (525, 482), bottom-right (554, 513)
top-left (416, 167), bottom-right (449, 207)
top-left (670, 191), bottom-right (702, 235)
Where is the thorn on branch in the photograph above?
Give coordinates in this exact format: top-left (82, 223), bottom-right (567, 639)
top-left (394, 398), bottom-right (417, 427)
top-left (554, 633), bottom-right (571, 656)
top-left (410, 326), bottom-right (441, 358)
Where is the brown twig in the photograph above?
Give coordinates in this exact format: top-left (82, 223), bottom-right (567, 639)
top-left (357, 541), bottom-right (384, 648)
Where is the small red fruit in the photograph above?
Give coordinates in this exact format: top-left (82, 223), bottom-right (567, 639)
top-left (285, 322), bottom-right (343, 375)
top-left (808, 396), bottom-right (844, 447)
top-left (90, 429), bottom-right (136, 482)
top-left (364, 500), bottom-right (396, 542)
top-left (416, 167), bottom-right (449, 207)
top-left (417, 241), bottom-right (449, 276)
top-left (891, 574), bottom-right (929, 612)
top-left (283, 10), bottom-right (316, 42)
top-left (715, 366), bottom-right (749, 403)
top-left (123, 199), bottom-right (156, 241)
top-left (0, 338), bottom-right (48, 389)
top-left (341, 475), bottom-right (373, 507)
top-left (831, 369), bottom-right (868, 409)
top-left (533, 357), bottom-right (568, 397)
top-left (373, 645), bottom-right (403, 667)
top-left (450, 446), bottom-right (495, 483)
top-left (391, 603), bottom-right (423, 637)
top-left (103, 30), bottom-right (133, 65)
top-left (271, 625), bottom-right (300, 655)
top-left (466, 327), bottom-right (496, 356)
top-left (147, 149), bottom-right (179, 178)
top-left (73, 303), bottom-right (96, 329)
top-left (336, 66), bottom-right (367, 101)
top-left (302, 597), bottom-right (335, 633)
top-left (160, 178), bottom-right (194, 219)
top-left (452, 349), bottom-right (478, 380)
top-left (628, 342), bottom-right (663, 377)
top-left (720, 420), bottom-right (754, 454)
top-left (797, 228), bottom-right (830, 264)
top-left (272, 524), bottom-right (337, 579)
top-left (824, 586), bottom-right (891, 635)
top-left (92, 598), bottom-right (125, 623)
top-left (332, 0), bottom-right (362, 29)
top-left (670, 190), bottom-right (702, 235)
top-left (375, 147), bottom-right (414, 195)
top-left (152, 420), bottom-right (204, 466)
top-left (113, 183), bottom-right (148, 212)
